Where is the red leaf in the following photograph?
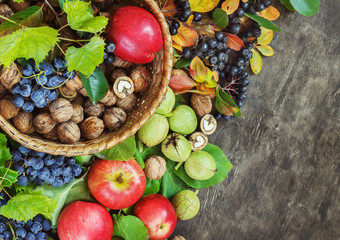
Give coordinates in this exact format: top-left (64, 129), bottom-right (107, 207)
top-left (169, 75), bottom-right (197, 92)
top-left (226, 33), bottom-right (245, 51)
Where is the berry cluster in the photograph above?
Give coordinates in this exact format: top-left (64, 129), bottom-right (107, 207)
top-left (12, 58), bottom-right (75, 113)
top-left (103, 41), bottom-right (116, 64)
top-left (12, 145), bottom-right (82, 187)
top-left (14, 214), bottom-right (53, 240)
top-left (245, 0), bottom-right (272, 14)
top-left (0, 192), bottom-right (12, 240)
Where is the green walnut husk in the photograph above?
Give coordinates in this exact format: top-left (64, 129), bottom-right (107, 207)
top-left (138, 114), bottom-right (169, 147)
top-left (155, 87), bottom-right (175, 115)
top-left (171, 190), bottom-right (200, 220)
top-left (184, 151), bottom-right (217, 180)
top-left (168, 105), bottom-right (197, 135)
top-left (161, 133), bottom-right (191, 162)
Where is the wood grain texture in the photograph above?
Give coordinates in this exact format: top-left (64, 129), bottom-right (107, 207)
top-left (171, 1), bottom-right (340, 239)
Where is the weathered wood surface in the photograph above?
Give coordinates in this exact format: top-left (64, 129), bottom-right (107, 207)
top-left (171, 1), bottom-right (340, 239)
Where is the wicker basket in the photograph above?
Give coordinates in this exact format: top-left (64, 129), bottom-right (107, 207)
top-left (0, 0), bottom-right (172, 156)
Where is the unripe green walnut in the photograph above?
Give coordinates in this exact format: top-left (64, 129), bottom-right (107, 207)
top-left (155, 87), bottom-right (175, 115)
top-left (161, 133), bottom-right (191, 162)
top-left (171, 190), bottom-right (200, 220)
top-left (168, 105), bottom-right (197, 135)
top-left (184, 151), bottom-right (217, 180)
top-left (138, 114), bottom-right (169, 147)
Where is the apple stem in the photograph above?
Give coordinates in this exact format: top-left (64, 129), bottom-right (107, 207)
top-left (116, 173), bottom-right (123, 183)
top-left (174, 162), bottom-right (183, 171)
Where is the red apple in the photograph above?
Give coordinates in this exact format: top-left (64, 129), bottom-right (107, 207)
top-left (88, 158), bottom-right (146, 210)
top-left (134, 194), bottom-right (177, 240)
top-left (107, 6), bottom-right (163, 64)
top-left (57, 201), bottom-right (113, 240)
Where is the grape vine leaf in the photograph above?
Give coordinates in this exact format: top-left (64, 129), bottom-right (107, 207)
top-left (280, 0), bottom-right (296, 11)
top-left (112, 214), bottom-right (149, 240)
top-left (79, 67), bottom-right (108, 103)
top-left (0, 27), bottom-right (58, 68)
top-left (0, 167), bottom-right (18, 188)
top-left (289, 0), bottom-right (319, 16)
top-left (0, 133), bottom-right (12, 166)
top-left (96, 136), bottom-right (136, 161)
top-left (64, 0), bottom-right (108, 33)
top-left (167, 144), bottom-right (233, 189)
top-left (66, 36), bottom-right (105, 77)
top-left (213, 8), bottom-right (229, 28)
top-left (215, 88), bottom-right (244, 118)
top-left (250, 48), bottom-right (263, 74)
top-left (189, 0), bottom-right (220, 12)
top-left (0, 6), bottom-right (43, 36)
top-left (0, 190), bottom-right (57, 222)
top-left (244, 13), bottom-right (281, 32)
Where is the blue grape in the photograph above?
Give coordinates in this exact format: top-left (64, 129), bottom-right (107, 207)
top-left (25, 156), bottom-right (35, 167)
top-left (17, 175), bottom-right (29, 186)
top-left (47, 76), bottom-right (61, 87)
top-left (54, 156), bottom-right (64, 167)
top-left (37, 86), bottom-right (50, 97)
top-left (20, 78), bottom-right (32, 86)
top-left (14, 220), bottom-right (25, 228)
top-left (16, 227), bottom-right (26, 238)
top-left (41, 220), bottom-right (51, 231)
top-left (12, 84), bottom-right (21, 95)
top-left (52, 176), bottom-right (64, 187)
top-left (22, 65), bottom-right (34, 77)
top-left (13, 164), bottom-right (24, 175)
top-left (0, 222), bottom-right (8, 233)
top-left (38, 168), bottom-right (50, 180)
top-left (33, 214), bottom-right (44, 223)
top-left (20, 84), bottom-right (32, 97)
top-left (39, 62), bottom-right (54, 76)
top-left (34, 97), bottom-right (47, 108)
top-left (36, 232), bottom-right (48, 240)
top-left (63, 174), bottom-right (74, 184)
top-left (24, 232), bottom-right (35, 240)
top-left (63, 70), bottom-right (76, 79)
top-left (25, 220), bottom-right (33, 229)
top-left (13, 96), bottom-right (25, 107)
top-left (19, 145), bottom-right (31, 154)
top-left (53, 57), bottom-right (65, 69)
top-left (1, 231), bottom-right (11, 240)
top-left (44, 175), bottom-right (55, 184)
top-left (44, 155), bottom-right (55, 166)
top-left (12, 150), bottom-right (22, 162)
top-left (72, 164), bottom-right (82, 176)
top-left (36, 73), bottom-right (48, 86)
top-left (62, 166), bottom-right (72, 176)
top-left (46, 90), bottom-right (58, 101)
top-left (22, 102), bottom-right (34, 112)
top-left (33, 177), bottom-right (44, 186)
top-left (31, 151), bottom-right (45, 158)
top-left (65, 157), bottom-right (75, 165)
top-left (31, 158), bottom-right (44, 170)
top-left (31, 90), bottom-right (44, 102)
top-left (51, 166), bottom-right (62, 176)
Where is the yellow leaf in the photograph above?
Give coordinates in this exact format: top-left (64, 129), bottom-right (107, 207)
top-left (257, 6), bottom-right (280, 21)
top-left (190, 56), bottom-right (207, 83)
top-left (204, 68), bottom-right (217, 88)
top-left (250, 48), bottom-right (262, 75)
top-left (172, 42), bottom-right (183, 52)
top-left (256, 45), bottom-right (275, 57)
top-left (212, 70), bottom-right (219, 82)
top-left (197, 83), bottom-right (216, 96)
top-left (172, 23), bottom-right (198, 47)
top-left (187, 15), bottom-right (194, 26)
top-left (221, 0), bottom-right (240, 15)
top-left (257, 27), bottom-right (273, 45)
top-left (189, 0), bottom-right (220, 12)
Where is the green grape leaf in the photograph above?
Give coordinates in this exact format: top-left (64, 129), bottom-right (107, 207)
top-left (167, 144), bottom-right (233, 188)
top-left (96, 136), bottom-right (136, 161)
top-left (244, 13), bottom-right (281, 32)
top-left (79, 67), bottom-right (108, 103)
top-left (66, 36), bottom-right (105, 76)
top-left (0, 27), bottom-right (58, 68)
top-left (0, 190), bottom-right (57, 222)
top-left (112, 214), bottom-right (149, 240)
top-left (280, 0), bottom-right (296, 11)
top-left (213, 8), bottom-right (229, 28)
top-left (64, 0), bottom-right (108, 33)
top-left (0, 6), bottom-right (43, 36)
top-left (215, 88), bottom-right (244, 118)
top-left (0, 166), bottom-right (18, 187)
top-left (289, 0), bottom-right (319, 16)
top-left (142, 179), bottom-right (161, 197)
top-left (175, 57), bottom-right (191, 69)
top-left (0, 133), bottom-right (12, 166)
top-left (250, 48), bottom-right (263, 74)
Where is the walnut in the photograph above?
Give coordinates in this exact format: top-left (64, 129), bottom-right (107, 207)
top-left (49, 98), bottom-right (73, 123)
top-left (99, 88), bottom-right (117, 106)
top-left (200, 114), bottom-right (217, 135)
top-left (33, 113), bottom-right (56, 134)
top-left (116, 93), bottom-right (137, 113)
top-left (57, 121), bottom-right (81, 144)
top-left (110, 68), bottom-right (127, 83)
top-left (7, 0), bottom-right (30, 12)
top-left (59, 85), bottom-right (77, 99)
top-left (79, 87), bottom-right (88, 97)
top-left (80, 116), bottom-right (105, 140)
top-left (112, 56), bottom-right (132, 68)
top-left (113, 76), bottom-right (134, 98)
top-left (65, 75), bottom-right (83, 92)
top-left (130, 66), bottom-right (151, 92)
top-left (70, 103), bottom-right (84, 124)
top-left (171, 69), bottom-right (187, 77)
top-left (84, 99), bottom-right (104, 117)
top-left (144, 155), bottom-right (166, 180)
top-left (13, 111), bottom-right (34, 133)
top-left (72, 94), bottom-right (85, 106)
top-left (43, 127), bottom-right (58, 141)
top-left (191, 93), bottom-right (212, 116)
top-left (0, 98), bottom-right (19, 119)
top-left (0, 84), bottom-right (6, 98)
top-left (0, 4), bottom-right (14, 24)
top-left (172, 236), bottom-right (186, 240)
top-left (103, 107), bottom-right (127, 130)
top-left (189, 132), bottom-right (208, 151)
top-left (0, 63), bottom-right (21, 90)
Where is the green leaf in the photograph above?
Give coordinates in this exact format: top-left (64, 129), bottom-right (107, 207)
top-left (134, 148), bottom-right (145, 169)
top-left (112, 214), bottom-right (149, 240)
top-left (11, 0), bottom-right (24, 3)
top-left (64, 0), bottom-right (108, 33)
top-left (175, 57), bottom-right (191, 69)
top-left (0, 191), bottom-right (57, 222)
top-left (0, 6), bottom-right (43, 36)
top-left (39, 178), bottom-right (94, 227)
top-left (289, 0), bottom-right (319, 16)
top-left (213, 8), bottom-right (229, 28)
top-left (161, 162), bottom-right (189, 199)
top-left (215, 88), bottom-right (244, 118)
top-left (66, 36), bottom-right (105, 76)
top-left (0, 133), bottom-right (12, 166)
top-left (143, 179), bottom-right (161, 197)
top-left (280, 0), bottom-right (296, 11)
top-left (75, 155), bottom-right (92, 165)
top-left (168, 144), bottom-right (233, 188)
top-left (96, 136), bottom-right (136, 161)
top-left (79, 66), bottom-right (108, 103)
top-left (0, 27), bottom-right (58, 68)
top-left (244, 13), bottom-right (281, 32)
top-left (173, 48), bottom-right (180, 58)
top-left (0, 166), bottom-right (18, 187)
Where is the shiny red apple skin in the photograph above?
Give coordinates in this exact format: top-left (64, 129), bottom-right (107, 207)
top-left (88, 158), bottom-right (146, 210)
top-left (134, 194), bottom-right (177, 240)
top-left (57, 201), bottom-right (113, 240)
top-left (107, 6), bottom-right (163, 64)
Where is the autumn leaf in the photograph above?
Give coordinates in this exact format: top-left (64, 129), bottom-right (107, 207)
top-left (215, 88), bottom-right (243, 118)
top-left (196, 83), bottom-right (215, 96)
top-left (256, 45), bottom-right (274, 57)
top-left (169, 75), bottom-right (197, 92)
top-left (212, 71), bottom-right (219, 82)
top-left (257, 6), bottom-right (280, 21)
top-left (250, 48), bottom-right (262, 75)
top-left (221, 0), bottom-right (240, 15)
top-left (203, 68), bottom-right (217, 88)
top-left (190, 56), bottom-right (207, 83)
top-left (257, 27), bottom-right (273, 45)
top-left (189, 0), bottom-right (220, 12)
top-left (172, 23), bottom-right (198, 48)
top-left (226, 33), bottom-right (245, 51)
top-left (161, 0), bottom-right (176, 18)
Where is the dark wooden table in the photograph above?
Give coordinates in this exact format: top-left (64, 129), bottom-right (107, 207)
top-left (171, 1), bottom-right (340, 239)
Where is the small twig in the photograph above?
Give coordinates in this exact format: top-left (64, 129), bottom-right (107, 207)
top-left (44, 0), bottom-right (62, 27)
top-left (58, 24), bottom-right (70, 32)
top-left (55, 42), bottom-right (66, 56)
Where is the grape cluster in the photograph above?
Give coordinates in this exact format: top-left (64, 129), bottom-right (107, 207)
top-left (12, 145), bottom-right (82, 187)
top-left (0, 192), bottom-right (12, 240)
top-left (12, 58), bottom-right (75, 113)
top-left (103, 41), bottom-right (116, 64)
top-left (14, 214), bottom-right (53, 240)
